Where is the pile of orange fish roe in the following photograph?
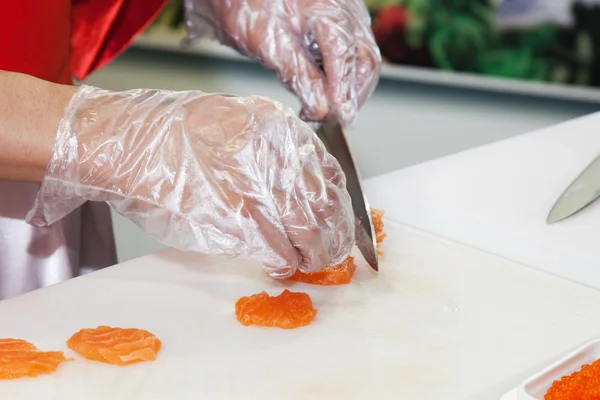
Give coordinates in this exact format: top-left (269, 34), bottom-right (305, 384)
top-left (545, 358), bottom-right (600, 399)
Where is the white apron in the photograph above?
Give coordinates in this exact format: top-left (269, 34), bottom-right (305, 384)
top-left (0, 181), bottom-right (117, 300)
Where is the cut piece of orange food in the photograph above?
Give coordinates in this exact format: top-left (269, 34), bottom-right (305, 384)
top-left (235, 289), bottom-right (317, 329)
top-left (66, 326), bottom-right (161, 366)
top-left (371, 208), bottom-right (387, 256)
top-left (0, 338), bottom-right (69, 379)
top-left (287, 208), bottom-right (386, 286)
top-left (288, 256), bottom-right (357, 286)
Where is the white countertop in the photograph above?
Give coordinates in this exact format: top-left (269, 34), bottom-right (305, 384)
top-left (4, 113), bottom-right (600, 398)
top-left (1, 221), bottom-right (600, 400)
top-left (364, 111), bottom-right (600, 292)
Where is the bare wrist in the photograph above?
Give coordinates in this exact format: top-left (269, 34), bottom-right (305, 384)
top-left (0, 71), bottom-right (76, 182)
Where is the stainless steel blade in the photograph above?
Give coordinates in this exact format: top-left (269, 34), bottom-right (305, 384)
top-left (548, 154), bottom-right (600, 224)
top-left (305, 39), bottom-right (378, 270)
top-left (316, 118), bottom-right (379, 271)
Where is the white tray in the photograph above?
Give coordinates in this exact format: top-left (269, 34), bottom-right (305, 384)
top-left (500, 338), bottom-right (600, 400)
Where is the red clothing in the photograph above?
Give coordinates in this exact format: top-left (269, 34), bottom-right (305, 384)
top-left (0, 0), bottom-right (166, 84)
top-left (0, 0), bottom-right (166, 300)
top-left (0, 1), bottom-right (72, 83)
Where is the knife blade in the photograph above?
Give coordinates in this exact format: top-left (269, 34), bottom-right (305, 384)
top-left (315, 117), bottom-right (379, 271)
top-left (305, 40), bottom-right (378, 271)
top-left (547, 154), bottom-right (600, 224)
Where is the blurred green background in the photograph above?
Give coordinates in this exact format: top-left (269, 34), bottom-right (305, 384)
top-left (146, 0), bottom-right (600, 88)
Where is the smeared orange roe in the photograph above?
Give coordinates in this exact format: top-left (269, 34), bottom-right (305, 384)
top-left (288, 256), bottom-right (357, 285)
top-left (545, 357), bottom-right (600, 399)
top-left (371, 208), bottom-right (386, 256)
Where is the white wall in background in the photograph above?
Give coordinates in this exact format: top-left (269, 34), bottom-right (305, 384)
top-left (85, 49), bottom-right (600, 262)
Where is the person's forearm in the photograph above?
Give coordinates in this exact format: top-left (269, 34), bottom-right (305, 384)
top-left (0, 71), bottom-right (75, 182)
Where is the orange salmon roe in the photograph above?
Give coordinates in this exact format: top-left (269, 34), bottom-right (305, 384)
top-left (371, 208), bottom-right (387, 256)
top-left (545, 357), bottom-right (600, 399)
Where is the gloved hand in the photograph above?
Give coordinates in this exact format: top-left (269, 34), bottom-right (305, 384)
top-left (26, 85), bottom-right (355, 278)
top-left (184, 0), bottom-right (382, 128)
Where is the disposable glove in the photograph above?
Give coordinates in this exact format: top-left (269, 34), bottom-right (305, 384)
top-left (26, 85), bottom-right (355, 278)
top-left (184, 0), bottom-right (382, 127)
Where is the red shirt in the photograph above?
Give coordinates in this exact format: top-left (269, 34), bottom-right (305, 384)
top-left (0, 0), bottom-right (166, 85)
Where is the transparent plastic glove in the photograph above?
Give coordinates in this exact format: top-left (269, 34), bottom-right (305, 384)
top-left (26, 85), bottom-right (355, 278)
top-left (184, 0), bottom-right (382, 128)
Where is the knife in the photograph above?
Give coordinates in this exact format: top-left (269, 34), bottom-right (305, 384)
top-left (307, 41), bottom-right (379, 271)
top-left (547, 154), bottom-right (600, 224)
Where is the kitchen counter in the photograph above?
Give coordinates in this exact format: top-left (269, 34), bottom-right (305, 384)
top-left (1, 220), bottom-right (600, 399)
top-left (364, 111), bottom-right (600, 291)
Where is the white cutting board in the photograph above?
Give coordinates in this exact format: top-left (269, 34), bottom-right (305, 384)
top-left (4, 221), bottom-right (600, 399)
top-left (364, 111), bottom-right (600, 291)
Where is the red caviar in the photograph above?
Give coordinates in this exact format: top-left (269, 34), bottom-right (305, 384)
top-left (545, 357), bottom-right (600, 399)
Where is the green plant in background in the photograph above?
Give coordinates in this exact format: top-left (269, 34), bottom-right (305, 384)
top-left (144, 0), bottom-right (600, 87)
top-left (368, 0), bottom-right (497, 71)
top-left (479, 18), bottom-right (593, 84)
top-left (572, 31), bottom-right (593, 85)
top-left (427, 0), bottom-right (496, 71)
top-left (571, 2), bottom-right (600, 86)
top-left (365, 0), bottom-right (431, 48)
top-left (147, 0), bottom-right (184, 32)
top-left (478, 25), bottom-right (556, 81)
top-left (363, 0), bottom-right (400, 6)
top-left (401, 0), bottom-right (432, 48)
